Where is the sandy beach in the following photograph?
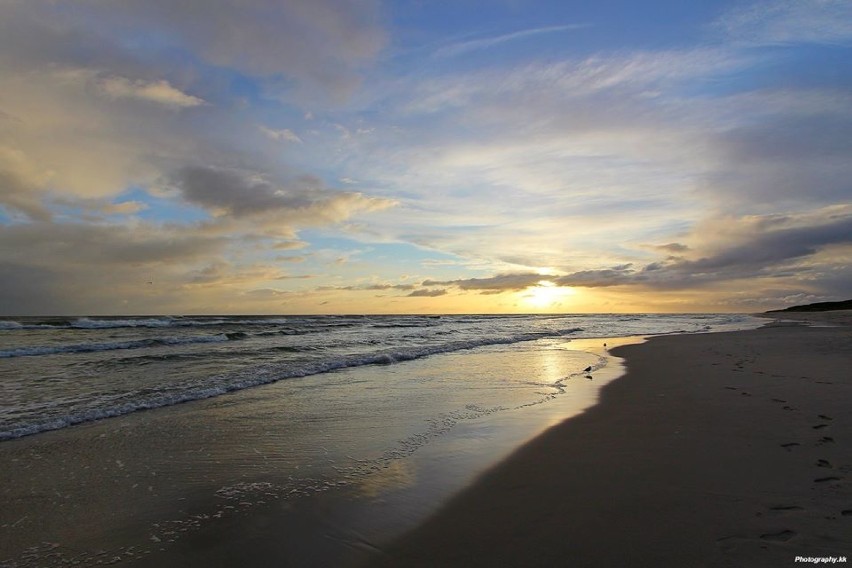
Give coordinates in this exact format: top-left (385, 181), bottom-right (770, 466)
top-left (370, 312), bottom-right (852, 567)
top-left (1, 313), bottom-right (849, 567)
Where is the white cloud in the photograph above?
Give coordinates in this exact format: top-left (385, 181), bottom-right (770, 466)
top-left (97, 76), bottom-right (205, 108)
top-left (259, 125), bottom-right (303, 143)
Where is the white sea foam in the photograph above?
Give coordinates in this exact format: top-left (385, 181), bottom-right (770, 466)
top-left (0, 314), bottom-right (766, 441)
top-left (0, 328), bottom-right (588, 440)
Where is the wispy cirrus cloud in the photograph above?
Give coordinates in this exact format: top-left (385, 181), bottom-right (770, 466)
top-left (433, 24), bottom-right (589, 58)
top-left (715, 0), bottom-right (852, 46)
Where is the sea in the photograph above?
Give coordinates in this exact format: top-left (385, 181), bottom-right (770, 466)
top-left (0, 313), bottom-right (763, 442)
top-left (1, 313), bottom-right (769, 567)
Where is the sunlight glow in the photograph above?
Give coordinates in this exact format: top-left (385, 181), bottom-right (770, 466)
top-left (522, 282), bottom-right (575, 309)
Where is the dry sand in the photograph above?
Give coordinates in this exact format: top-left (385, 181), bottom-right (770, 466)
top-left (368, 313), bottom-right (852, 567)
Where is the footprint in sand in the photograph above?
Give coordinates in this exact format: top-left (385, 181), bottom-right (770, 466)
top-left (817, 436), bottom-right (835, 445)
top-left (760, 529), bottom-right (797, 542)
top-left (841, 510), bottom-right (852, 517)
top-left (813, 476), bottom-right (842, 484)
top-left (818, 414), bottom-right (833, 421)
top-left (768, 505), bottom-right (804, 512)
top-left (813, 424), bottom-right (829, 430)
top-left (780, 442), bottom-right (800, 451)
top-left (816, 459), bottom-right (833, 468)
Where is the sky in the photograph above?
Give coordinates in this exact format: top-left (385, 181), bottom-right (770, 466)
top-left (0, 0), bottom-right (850, 315)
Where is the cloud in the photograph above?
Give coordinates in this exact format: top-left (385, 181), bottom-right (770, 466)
top-left (701, 103), bottom-right (852, 207)
top-left (407, 288), bottom-right (447, 297)
top-left (97, 76), bottom-right (205, 108)
top-left (715, 0), bottom-right (852, 46)
top-left (675, 212), bottom-right (852, 275)
top-left (553, 266), bottom-right (639, 288)
top-left (243, 288), bottom-right (292, 299)
top-left (551, 209), bottom-right (852, 289)
top-left (1, 0), bottom-right (849, 314)
top-left (0, 262), bottom-right (68, 315)
top-left (401, 47), bottom-right (751, 115)
top-left (0, 222), bottom-right (225, 266)
top-left (342, 37), bottom-right (851, 297)
top-left (168, 166), bottom-right (396, 225)
top-left (0, 150), bottom-right (53, 221)
top-left (0, 64), bottom-right (202, 201)
top-left (434, 25), bottom-right (588, 58)
top-left (0, 221), bottom-right (233, 313)
top-left (66, 0), bottom-right (387, 101)
top-left (259, 126), bottom-right (303, 143)
top-left (650, 243), bottom-right (691, 254)
top-left (424, 273), bottom-right (546, 292)
top-left (317, 282), bottom-right (417, 292)
top-left (410, 209), bottom-right (852, 302)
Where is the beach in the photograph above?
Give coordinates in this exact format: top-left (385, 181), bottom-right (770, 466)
top-left (1, 313), bottom-right (849, 567)
top-left (371, 311), bottom-right (852, 567)
top-left (3, 314), bottom-right (724, 568)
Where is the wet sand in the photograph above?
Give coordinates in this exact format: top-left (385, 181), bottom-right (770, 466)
top-left (2, 315), bottom-right (848, 567)
top-left (369, 312), bottom-right (852, 567)
top-left (0, 337), bottom-right (632, 568)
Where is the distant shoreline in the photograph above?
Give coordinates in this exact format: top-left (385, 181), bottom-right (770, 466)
top-left (766, 299), bottom-right (852, 313)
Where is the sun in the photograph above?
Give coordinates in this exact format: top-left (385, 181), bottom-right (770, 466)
top-left (522, 282), bottom-right (574, 309)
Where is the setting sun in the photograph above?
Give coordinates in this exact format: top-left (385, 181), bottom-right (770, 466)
top-left (522, 282), bottom-right (575, 309)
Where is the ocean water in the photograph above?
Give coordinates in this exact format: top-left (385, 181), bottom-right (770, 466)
top-left (0, 313), bottom-right (762, 441)
top-left (0, 313), bottom-right (768, 567)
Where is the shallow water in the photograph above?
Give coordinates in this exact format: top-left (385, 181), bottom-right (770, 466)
top-left (0, 315), bottom-right (766, 567)
top-left (0, 313), bottom-right (762, 440)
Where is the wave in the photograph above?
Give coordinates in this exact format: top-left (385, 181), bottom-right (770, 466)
top-left (0, 316), bottom-right (373, 331)
top-left (0, 327), bottom-right (584, 440)
top-left (0, 333), bottom-right (236, 358)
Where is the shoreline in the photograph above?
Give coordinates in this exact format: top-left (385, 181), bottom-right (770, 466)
top-left (368, 312), bottom-right (852, 567)
top-left (0, 332), bottom-right (641, 568)
top-left (2, 314), bottom-right (841, 567)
